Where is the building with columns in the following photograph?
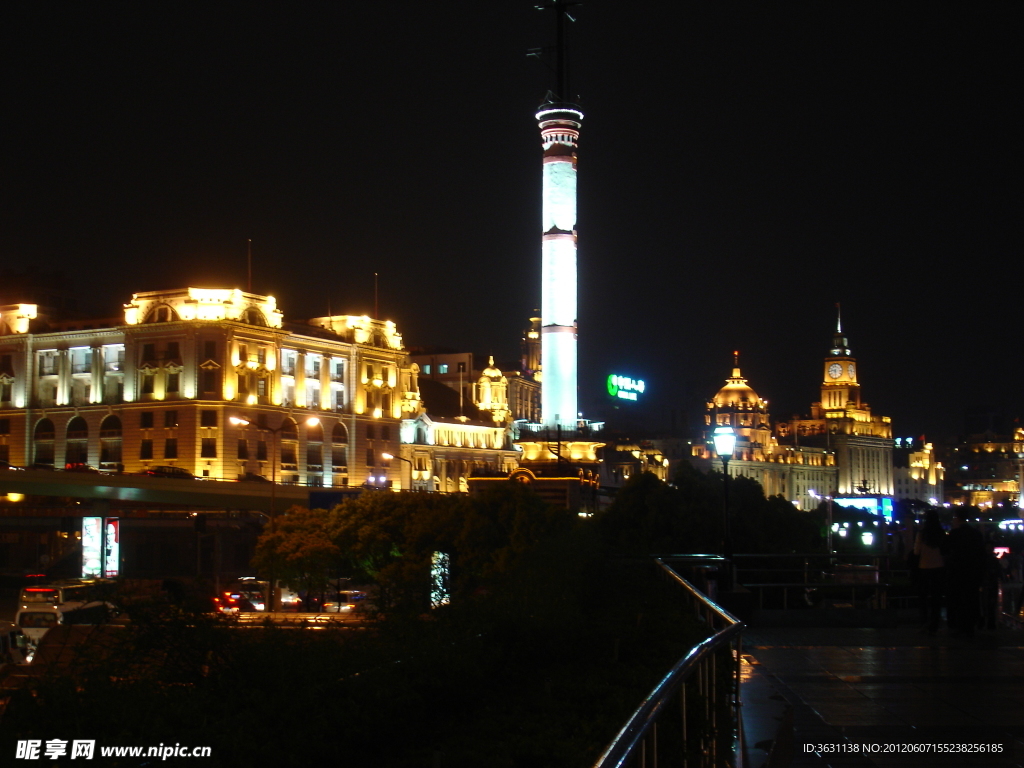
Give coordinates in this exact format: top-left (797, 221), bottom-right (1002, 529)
top-left (691, 355), bottom-right (837, 510)
top-left (0, 287), bottom-right (425, 489)
top-left (775, 317), bottom-right (894, 498)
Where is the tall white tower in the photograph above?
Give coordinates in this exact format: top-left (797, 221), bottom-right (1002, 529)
top-left (537, 102), bottom-right (582, 430)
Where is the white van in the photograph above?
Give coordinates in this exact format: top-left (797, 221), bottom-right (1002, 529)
top-left (18, 580), bottom-right (110, 612)
top-left (0, 620), bottom-right (31, 667)
top-left (14, 606), bottom-right (61, 653)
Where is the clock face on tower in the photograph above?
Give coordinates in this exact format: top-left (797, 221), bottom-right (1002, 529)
top-left (828, 363), bottom-right (843, 379)
top-left (847, 363), bottom-right (855, 379)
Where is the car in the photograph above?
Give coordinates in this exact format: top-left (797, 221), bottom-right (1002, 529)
top-left (240, 472), bottom-right (273, 483)
top-left (1, 460), bottom-right (24, 471)
top-left (64, 463), bottom-right (100, 473)
top-left (322, 590), bottom-right (367, 613)
top-left (138, 465), bottom-right (195, 479)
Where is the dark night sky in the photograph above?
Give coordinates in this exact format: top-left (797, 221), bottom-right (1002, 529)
top-left (2, 4), bottom-right (1019, 442)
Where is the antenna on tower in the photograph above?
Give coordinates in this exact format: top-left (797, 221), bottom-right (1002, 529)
top-left (533, 0), bottom-right (582, 103)
top-left (836, 302), bottom-right (842, 332)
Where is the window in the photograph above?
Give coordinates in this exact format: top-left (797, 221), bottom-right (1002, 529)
top-left (281, 443), bottom-right (297, 466)
top-left (257, 440), bottom-right (267, 461)
top-left (201, 410), bottom-right (218, 428)
top-left (141, 375), bottom-right (154, 394)
top-left (366, 448), bottom-right (375, 467)
top-left (257, 378), bottom-right (267, 397)
top-left (140, 439), bottom-right (153, 460)
top-left (257, 348), bottom-right (266, 365)
top-left (332, 445), bottom-right (347, 467)
top-left (142, 344), bottom-right (156, 362)
top-left (237, 439), bottom-right (249, 460)
top-left (166, 342), bottom-right (180, 360)
top-left (166, 373), bottom-right (179, 393)
top-left (366, 424), bottom-right (375, 440)
top-left (307, 444), bottom-right (321, 467)
top-left (439, 364), bottom-right (448, 374)
top-left (0, 418), bottom-right (8, 435)
top-left (164, 411), bottom-right (178, 428)
top-left (201, 438), bottom-right (217, 458)
top-left (423, 364), bottom-right (431, 374)
top-left (203, 369), bottom-right (218, 393)
top-left (381, 425), bottom-right (390, 441)
top-left (238, 374), bottom-right (248, 394)
top-left (0, 382), bottom-right (10, 402)
top-left (164, 438), bottom-right (178, 459)
top-left (0, 355), bottom-right (12, 376)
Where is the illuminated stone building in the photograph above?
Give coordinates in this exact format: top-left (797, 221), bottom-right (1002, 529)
top-left (409, 349), bottom-right (540, 425)
top-left (775, 318), bottom-right (893, 497)
top-left (943, 428), bottom-right (1021, 508)
top-left (892, 437), bottom-right (945, 505)
top-left (0, 288), bottom-right (422, 489)
top-left (691, 355), bottom-right (837, 510)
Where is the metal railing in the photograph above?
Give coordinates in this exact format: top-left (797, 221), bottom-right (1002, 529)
top-left (592, 556), bottom-right (744, 768)
top-left (732, 553), bottom-right (905, 610)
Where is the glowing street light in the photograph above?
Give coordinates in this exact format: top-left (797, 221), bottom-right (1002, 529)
top-left (381, 452), bottom-right (412, 491)
top-left (712, 424), bottom-right (737, 581)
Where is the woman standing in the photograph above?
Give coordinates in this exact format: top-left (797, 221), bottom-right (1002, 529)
top-left (914, 509), bottom-right (946, 635)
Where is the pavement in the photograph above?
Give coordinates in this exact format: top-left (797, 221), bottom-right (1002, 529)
top-left (740, 624), bottom-right (1024, 768)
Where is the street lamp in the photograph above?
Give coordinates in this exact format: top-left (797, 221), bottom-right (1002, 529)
top-left (230, 414), bottom-right (319, 610)
top-left (712, 424), bottom-right (737, 576)
top-left (381, 452), bottom-right (413, 491)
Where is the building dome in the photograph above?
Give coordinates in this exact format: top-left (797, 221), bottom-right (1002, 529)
top-left (711, 367), bottom-right (763, 410)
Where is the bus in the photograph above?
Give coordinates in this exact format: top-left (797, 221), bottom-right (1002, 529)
top-left (18, 579), bottom-right (112, 613)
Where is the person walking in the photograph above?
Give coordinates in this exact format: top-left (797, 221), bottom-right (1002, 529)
top-left (945, 510), bottom-right (985, 637)
top-left (914, 509), bottom-right (946, 635)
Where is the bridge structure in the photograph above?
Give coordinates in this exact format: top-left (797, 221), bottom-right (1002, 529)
top-left (0, 468), bottom-right (356, 514)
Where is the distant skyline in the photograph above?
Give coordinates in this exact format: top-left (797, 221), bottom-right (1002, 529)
top-left (2, 5), bottom-right (1018, 441)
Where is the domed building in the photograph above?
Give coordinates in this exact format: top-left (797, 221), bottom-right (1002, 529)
top-left (692, 354), bottom-right (838, 510)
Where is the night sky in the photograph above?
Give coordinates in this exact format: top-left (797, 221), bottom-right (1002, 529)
top-left (2, 4), bottom-right (1018, 442)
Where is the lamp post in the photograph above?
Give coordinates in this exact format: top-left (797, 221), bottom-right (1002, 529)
top-left (230, 414), bottom-right (319, 610)
top-left (712, 424), bottom-right (737, 586)
top-left (381, 452), bottom-right (413, 491)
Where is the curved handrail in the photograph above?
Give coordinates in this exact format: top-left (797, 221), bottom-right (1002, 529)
top-left (591, 557), bottom-right (744, 768)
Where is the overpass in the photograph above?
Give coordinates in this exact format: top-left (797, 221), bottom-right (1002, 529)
top-left (0, 468), bottom-right (358, 513)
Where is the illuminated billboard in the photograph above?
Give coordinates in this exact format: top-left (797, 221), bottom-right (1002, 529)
top-left (607, 374), bottom-right (645, 402)
top-left (82, 517), bottom-right (103, 578)
top-left (833, 496), bottom-right (895, 522)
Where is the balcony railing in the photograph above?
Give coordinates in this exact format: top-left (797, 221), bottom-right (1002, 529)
top-left (592, 556), bottom-right (743, 768)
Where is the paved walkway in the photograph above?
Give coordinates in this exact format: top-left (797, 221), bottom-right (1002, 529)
top-left (741, 625), bottom-right (1024, 768)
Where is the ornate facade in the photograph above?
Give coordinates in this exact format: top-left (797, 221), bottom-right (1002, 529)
top-left (0, 288), bottom-right (422, 488)
top-left (692, 355), bottom-right (837, 510)
top-left (775, 317), bottom-right (893, 497)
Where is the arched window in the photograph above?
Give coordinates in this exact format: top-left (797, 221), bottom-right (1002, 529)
top-left (34, 418), bottom-right (55, 466)
top-left (65, 416), bottom-right (89, 466)
top-left (330, 422), bottom-right (348, 472)
top-left (100, 415), bottom-right (123, 465)
top-left (280, 418), bottom-right (298, 468)
top-left (306, 421), bottom-right (323, 471)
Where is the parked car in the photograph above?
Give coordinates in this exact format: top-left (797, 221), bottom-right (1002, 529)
top-left (64, 463), bottom-right (100, 473)
top-left (240, 472), bottom-right (272, 483)
top-left (138, 465), bottom-right (194, 479)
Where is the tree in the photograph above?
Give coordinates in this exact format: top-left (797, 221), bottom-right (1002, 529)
top-left (251, 506), bottom-right (340, 606)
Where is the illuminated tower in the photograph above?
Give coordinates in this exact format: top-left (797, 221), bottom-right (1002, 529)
top-left (534, 0), bottom-right (582, 430)
top-left (537, 101), bottom-right (582, 429)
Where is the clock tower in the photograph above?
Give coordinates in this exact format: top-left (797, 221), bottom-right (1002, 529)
top-left (821, 310), bottom-right (860, 411)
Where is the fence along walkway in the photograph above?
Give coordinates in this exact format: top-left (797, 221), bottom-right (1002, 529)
top-left (591, 556), bottom-right (744, 768)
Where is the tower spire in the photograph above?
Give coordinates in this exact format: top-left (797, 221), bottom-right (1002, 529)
top-left (534, 2), bottom-right (583, 430)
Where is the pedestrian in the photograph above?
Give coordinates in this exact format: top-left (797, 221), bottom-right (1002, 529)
top-left (914, 509), bottom-right (946, 635)
top-left (945, 510), bottom-right (985, 637)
